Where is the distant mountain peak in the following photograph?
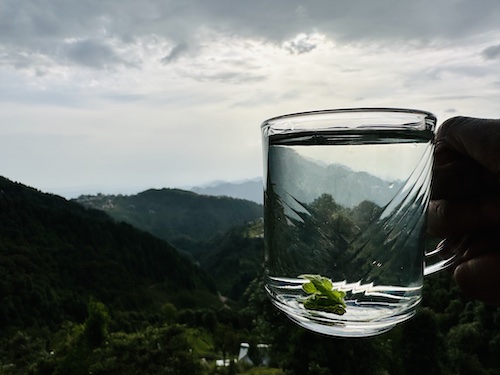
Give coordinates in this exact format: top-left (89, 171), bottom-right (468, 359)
top-left (190, 178), bottom-right (263, 204)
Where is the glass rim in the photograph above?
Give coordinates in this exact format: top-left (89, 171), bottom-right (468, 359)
top-left (261, 107), bottom-right (436, 126)
top-left (261, 107), bottom-right (437, 135)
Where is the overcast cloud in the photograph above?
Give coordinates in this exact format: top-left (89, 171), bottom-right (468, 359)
top-left (0, 0), bottom-right (499, 197)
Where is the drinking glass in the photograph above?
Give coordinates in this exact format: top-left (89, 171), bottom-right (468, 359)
top-left (261, 108), bottom-right (455, 337)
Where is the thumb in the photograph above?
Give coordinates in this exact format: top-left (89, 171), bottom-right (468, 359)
top-left (435, 117), bottom-right (500, 177)
top-left (454, 252), bottom-right (500, 305)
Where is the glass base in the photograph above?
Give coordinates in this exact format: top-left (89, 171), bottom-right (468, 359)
top-left (266, 280), bottom-right (420, 338)
top-left (275, 299), bottom-right (416, 337)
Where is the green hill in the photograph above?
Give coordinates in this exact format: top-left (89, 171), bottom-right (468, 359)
top-left (74, 189), bottom-right (263, 248)
top-left (74, 188), bottom-right (265, 300)
top-left (0, 177), bottom-right (219, 332)
top-left (195, 220), bottom-right (265, 301)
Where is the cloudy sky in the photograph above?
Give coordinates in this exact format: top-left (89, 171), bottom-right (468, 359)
top-left (1, 0), bottom-right (499, 198)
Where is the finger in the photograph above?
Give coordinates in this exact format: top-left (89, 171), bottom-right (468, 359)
top-left (427, 199), bottom-right (500, 237)
top-left (436, 117), bottom-right (500, 178)
top-left (439, 231), bottom-right (500, 261)
top-left (454, 252), bottom-right (500, 305)
top-left (431, 158), bottom-right (499, 200)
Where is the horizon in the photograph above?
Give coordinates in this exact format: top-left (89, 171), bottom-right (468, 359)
top-left (45, 175), bottom-right (264, 200)
top-left (1, 174), bottom-right (263, 200)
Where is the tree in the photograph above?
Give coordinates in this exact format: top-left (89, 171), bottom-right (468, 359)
top-left (447, 322), bottom-right (486, 375)
top-left (214, 324), bottom-right (241, 364)
top-left (161, 302), bottom-right (179, 324)
top-left (83, 300), bottom-right (110, 349)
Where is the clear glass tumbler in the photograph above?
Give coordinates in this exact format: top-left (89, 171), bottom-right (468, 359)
top-left (261, 108), bottom-right (455, 337)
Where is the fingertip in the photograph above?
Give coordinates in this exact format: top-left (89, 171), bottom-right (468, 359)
top-left (435, 117), bottom-right (500, 177)
top-left (436, 116), bottom-right (469, 137)
top-left (453, 253), bottom-right (500, 305)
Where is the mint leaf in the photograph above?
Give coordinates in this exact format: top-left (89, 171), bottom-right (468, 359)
top-left (303, 295), bottom-right (347, 315)
top-left (302, 281), bottom-right (318, 295)
top-left (299, 274), bottom-right (347, 315)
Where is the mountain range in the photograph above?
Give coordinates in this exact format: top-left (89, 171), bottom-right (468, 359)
top-left (268, 147), bottom-right (404, 208)
top-left (74, 188), bottom-right (263, 247)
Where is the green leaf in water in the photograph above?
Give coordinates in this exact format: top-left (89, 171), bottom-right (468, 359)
top-left (299, 274), bottom-right (347, 315)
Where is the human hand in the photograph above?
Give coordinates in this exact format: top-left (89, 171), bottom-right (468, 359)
top-left (427, 116), bottom-right (500, 304)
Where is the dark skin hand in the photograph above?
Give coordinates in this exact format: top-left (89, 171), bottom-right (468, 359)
top-left (427, 116), bottom-right (500, 305)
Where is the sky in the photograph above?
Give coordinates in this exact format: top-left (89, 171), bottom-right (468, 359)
top-left (1, 0), bottom-right (499, 198)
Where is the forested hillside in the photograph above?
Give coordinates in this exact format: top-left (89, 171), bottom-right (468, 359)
top-left (2, 176), bottom-right (500, 374)
top-left (74, 188), bottom-right (263, 249)
top-left (0, 177), bottom-right (219, 330)
top-left (195, 220), bottom-right (264, 301)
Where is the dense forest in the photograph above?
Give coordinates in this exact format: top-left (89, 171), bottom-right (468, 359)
top-left (1, 176), bottom-right (500, 374)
